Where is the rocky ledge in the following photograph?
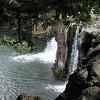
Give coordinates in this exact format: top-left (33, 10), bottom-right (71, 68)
top-left (16, 93), bottom-right (45, 100)
top-left (55, 31), bottom-right (100, 100)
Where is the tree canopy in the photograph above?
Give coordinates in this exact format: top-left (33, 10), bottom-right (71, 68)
top-left (0, 0), bottom-right (99, 52)
top-left (0, 0), bottom-right (99, 23)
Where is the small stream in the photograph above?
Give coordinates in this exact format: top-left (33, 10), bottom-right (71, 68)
top-left (0, 38), bottom-right (66, 100)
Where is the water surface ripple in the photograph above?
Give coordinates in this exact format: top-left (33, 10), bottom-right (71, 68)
top-left (0, 38), bottom-right (66, 100)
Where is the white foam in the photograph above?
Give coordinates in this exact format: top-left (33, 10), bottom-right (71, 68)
top-left (45, 82), bottom-right (66, 93)
top-left (13, 38), bottom-right (57, 63)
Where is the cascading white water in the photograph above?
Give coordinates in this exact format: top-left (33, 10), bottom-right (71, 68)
top-left (69, 26), bottom-right (79, 74)
top-left (12, 37), bottom-right (66, 94)
top-left (13, 38), bottom-right (57, 63)
top-left (45, 82), bottom-right (67, 93)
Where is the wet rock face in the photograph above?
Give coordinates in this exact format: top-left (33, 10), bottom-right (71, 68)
top-left (54, 21), bottom-right (68, 68)
top-left (55, 71), bottom-right (89, 100)
top-left (52, 23), bottom-right (77, 79)
top-left (54, 22), bottom-right (77, 68)
top-left (55, 31), bottom-right (100, 100)
top-left (78, 31), bottom-right (95, 65)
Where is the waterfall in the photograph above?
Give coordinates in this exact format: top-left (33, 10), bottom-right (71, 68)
top-left (69, 26), bottom-right (79, 74)
top-left (12, 37), bottom-right (66, 94)
top-left (12, 38), bottom-right (57, 63)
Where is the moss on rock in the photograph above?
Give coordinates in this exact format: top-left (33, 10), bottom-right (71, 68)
top-left (52, 67), bottom-right (67, 80)
top-left (32, 30), bottom-right (48, 39)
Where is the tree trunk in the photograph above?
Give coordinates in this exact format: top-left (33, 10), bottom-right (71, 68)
top-left (17, 13), bottom-right (21, 43)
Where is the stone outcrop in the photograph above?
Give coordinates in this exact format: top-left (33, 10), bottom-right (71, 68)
top-left (54, 21), bottom-right (68, 68)
top-left (55, 30), bottom-right (100, 100)
top-left (52, 22), bottom-right (77, 79)
top-left (54, 23), bottom-right (77, 68)
top-left (78, 86), bottom-right (100, 100)
top-left (17, 94), bottom-right (45, 100)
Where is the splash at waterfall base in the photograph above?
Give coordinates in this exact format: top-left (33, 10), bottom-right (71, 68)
top-left (55, 30), bottom-right (100, 100)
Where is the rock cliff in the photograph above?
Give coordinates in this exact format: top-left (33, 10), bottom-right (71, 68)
top-left (55, 30), bottom-right (100, 100)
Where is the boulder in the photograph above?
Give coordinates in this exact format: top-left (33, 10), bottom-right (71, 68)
top-left (91, 62), bottom-right (100, 82)
top-left (78, 86), bottom-right (100, 100)
top-left (16, 94), bottom-right (45, 100)
top-left (77, 68), bottom-right (88, 81)
top-left (78, 31), bottom-right (93, 66)
top-left (55, 72), bottom-right (89, 100)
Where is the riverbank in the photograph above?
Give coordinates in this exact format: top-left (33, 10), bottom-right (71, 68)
top-left (0, 30), bottom-right (48, 53)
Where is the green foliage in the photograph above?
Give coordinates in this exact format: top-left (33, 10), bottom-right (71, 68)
top-left (0, 0), bottom-right (99, 51)
top-left (38, 11), bottom-right (57, 26)
top-left (0, 0), bottom-right (99, 23)
top-left (32, 27), bottom-right (51, 38)
top-left (32, 31), bottom-right (47, 38)
top-left (14, 42), bottom-right (29, 53)
top-left (0, 35), bottom-right (31, 53)
top-left (0, 35), bottom-right (15, 46)
top-left (0, 33), bottom-right (47, 53)
top-left (52, 67), bottom-right (67, 80)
